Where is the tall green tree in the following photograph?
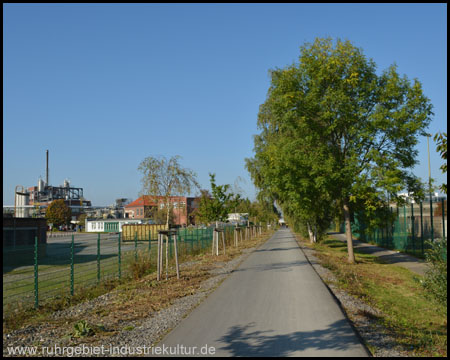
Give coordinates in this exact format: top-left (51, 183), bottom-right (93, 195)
top-left (246, 38), bottom-right (433, 262)
top-left (46, 199), bottom-right (72, 228)
top-left (196, 173), bottom-right (240, 224)
top-left (233, 195), bottom-right (279, 225)
top-left (138, 155), bottom-right (199, 228)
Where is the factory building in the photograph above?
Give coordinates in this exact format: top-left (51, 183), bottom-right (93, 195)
top-left (14, 150), bottom-right (91, 219)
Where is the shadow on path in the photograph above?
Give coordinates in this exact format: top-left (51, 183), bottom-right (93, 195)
top-left (218, 319), bottom-right (366, 356)
top-left (233, 260), bottom-right (309, 273)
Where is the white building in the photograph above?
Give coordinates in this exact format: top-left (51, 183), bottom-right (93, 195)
top-left (85, 218), bottom-right (142, 233)
top-left (398, 192), bottom-right (446, 204)
top-left (227, 213), bottom-right (248, 225)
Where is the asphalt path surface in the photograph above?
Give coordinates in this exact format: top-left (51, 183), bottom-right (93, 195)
top-left (156, 229), bottom-right (369, 357)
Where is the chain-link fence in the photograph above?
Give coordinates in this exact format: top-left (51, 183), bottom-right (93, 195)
top-left (3, 224), bottom-right (268, 314)
top-left (352, 198), bottom-right (447, 258)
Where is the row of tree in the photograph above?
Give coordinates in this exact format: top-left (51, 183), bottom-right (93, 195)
top-left (43, 156), bottom-right (280, 230)
top-left (137, 155), bottom-right (279, 228)
top-left (195, 173), bottom-right (280, 225)
top-left (245, 38), bottom-right (436, 263)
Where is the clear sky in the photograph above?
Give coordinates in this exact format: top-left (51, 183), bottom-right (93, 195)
top-left (3, 4), bottom-right (447, 206)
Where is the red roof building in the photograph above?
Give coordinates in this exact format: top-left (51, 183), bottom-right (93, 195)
top-left (124, 195), bottom-right (200, 225)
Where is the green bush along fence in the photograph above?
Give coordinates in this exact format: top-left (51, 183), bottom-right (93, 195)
top-left (3, 224), bottom-right (266, 314)
top-left (352, 198), bottom-right (447, 259)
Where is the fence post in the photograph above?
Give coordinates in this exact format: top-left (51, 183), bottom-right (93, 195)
top-left (201, 228), bottom-right (204, 250)
top-left (173, 233), bottom-right (180, 279)
top-left (148, 230), bottom-right (151, 253)
top-left (222, 231), bottom-right (226, 255)
top-left (157, 233), bottom-right (161, 281)
top-left (388, 206), bottom-right (392, 244)
top-left (396, 206), bottom-right (400, 247)
top-left (420, 201), bottom-right (424, 256)
top-left (34, 236), bottom-right (39, 309)
top-left (442, 198), bottom-right (446, 241)
top-left (411, 203), bottom-right (415, 255)
top-left (165, 234), bottom-right (169, 281)
top-left (430, 194), bottom-right (434, 242)
top-left (70, 234), bottom-right (74, 296)
top-left (403, 205), bottom-right (407, 250)
top-left (97, 233), bottom-right (100, 283)
top-left (135, 231), bottom-right (138, 262)
top-left (118, 232), bottom-right (121, 279)
top-left (196, 226), bottom-right (198, 252)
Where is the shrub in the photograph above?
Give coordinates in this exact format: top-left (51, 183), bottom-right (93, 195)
top-left (129, 252), bottom-right (153, 280)
top-left (421, 237), bottom-right (447, 308)
top-left (73, 320), bottom-right (94, 337)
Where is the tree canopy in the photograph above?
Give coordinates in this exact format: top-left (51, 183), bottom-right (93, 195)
top-left (138, 155), bottom-right (199, 227)
top-left (195, 173), bottom-right (241, 224)
top-left (246, 38), bottom-right (433, 262)
top-left (46, 199), bottom-right (72, 228)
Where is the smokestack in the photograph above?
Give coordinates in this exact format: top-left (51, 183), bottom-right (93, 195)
top-left (46, 150), bottom-right (49, 186)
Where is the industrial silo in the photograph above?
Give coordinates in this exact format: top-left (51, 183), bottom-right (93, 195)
top-left (38, 177), bottom-right (45, 192)
top-left (15, 190), bottom-right (30, 218)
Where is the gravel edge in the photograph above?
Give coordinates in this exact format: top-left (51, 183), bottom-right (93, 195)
top-left (296, 240), bottom-right (411, 357)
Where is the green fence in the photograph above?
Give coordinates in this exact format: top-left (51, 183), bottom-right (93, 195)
top-left (2, 225), bottom-right (261, 314)
top-left (352, 198), bottom-right (447, 258)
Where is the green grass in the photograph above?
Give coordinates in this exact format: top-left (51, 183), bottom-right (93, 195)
top-left (297, 236), bottom-right (447, 357)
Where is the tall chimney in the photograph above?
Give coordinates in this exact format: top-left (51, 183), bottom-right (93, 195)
top-left (46, 150), bottom-right (49, 186)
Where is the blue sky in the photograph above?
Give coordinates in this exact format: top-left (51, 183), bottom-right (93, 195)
top-left (3, 4), bottom-right (447, 206)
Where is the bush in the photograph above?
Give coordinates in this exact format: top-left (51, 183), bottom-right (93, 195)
top-left (421, 237), bottom-right (447, 308)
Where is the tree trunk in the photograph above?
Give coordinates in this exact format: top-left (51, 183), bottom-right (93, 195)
top-left (307, 222), bottom-right (314, 243)
top-left (165, 199), bottom-right (170, 229)
top-left (313, 224), bottom-right (317, 243)
top-left (165, 234), bottom-right (169, 280)
top-left (343, 198), bottom-right (355, 264)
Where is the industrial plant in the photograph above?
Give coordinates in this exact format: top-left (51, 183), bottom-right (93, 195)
top-left (12, 150), bottom-right (91, 219)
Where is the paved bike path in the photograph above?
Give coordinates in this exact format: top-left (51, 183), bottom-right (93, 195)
top-left (329, 232), bottom-right (427, 276)
top-left (156, 229), bottom-right (369, 357)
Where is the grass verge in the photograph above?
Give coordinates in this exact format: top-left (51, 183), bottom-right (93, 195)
top-left (295, 234), bottom-right (447, 357)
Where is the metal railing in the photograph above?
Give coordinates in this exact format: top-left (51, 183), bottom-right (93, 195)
top-left (352, 198), bottom-right (447, 258)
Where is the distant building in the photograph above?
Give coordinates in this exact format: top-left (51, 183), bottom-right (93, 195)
top-left (13, 150), bottom-right (91, 220)
top-left (14, 150), bottom-right (91, 220)
top-left (397, 192), bottom-right (446, 204)
top-left (85, 218), bottom-right (142, 233)
top-left (124, 196), bottom-right (158, 220)
top-left (124, 195), bottom-right (201, 225)
top-left (27, 179), bottom-right (91, 219)
top-left (227, 213), bottom-right (249, 225)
